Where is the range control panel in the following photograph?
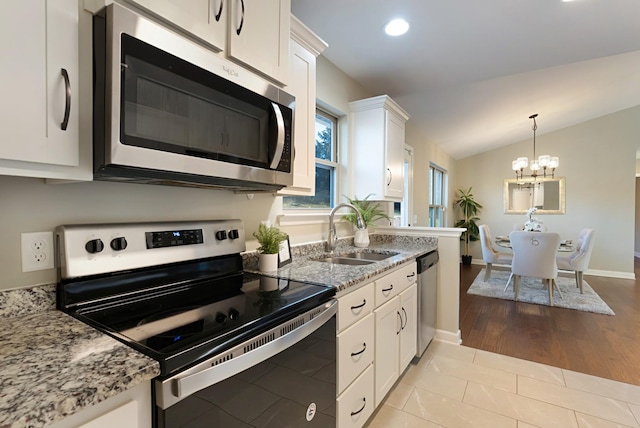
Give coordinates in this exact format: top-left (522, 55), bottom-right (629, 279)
top-left (56, 220), bottom-right (245, 279)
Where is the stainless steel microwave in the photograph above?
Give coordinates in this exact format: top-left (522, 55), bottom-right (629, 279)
top-left (93, 4), bottom-right (294, 191)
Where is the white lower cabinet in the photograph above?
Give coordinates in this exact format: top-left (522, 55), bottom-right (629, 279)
top-left (336, 365), bottom-right (374, 428)
top-left (335, 261), bottom-right (418, 426)
top-left (374, 282), bottom-right (418, 406)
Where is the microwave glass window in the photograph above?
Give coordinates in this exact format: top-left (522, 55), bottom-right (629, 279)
top-left (119, 34), bottom-right (286, 169)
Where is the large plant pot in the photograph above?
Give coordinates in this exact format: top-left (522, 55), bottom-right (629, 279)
top-left (461, 255), bottom-right (472, 265)
top-left (259, 253), bottom-right (278, 272)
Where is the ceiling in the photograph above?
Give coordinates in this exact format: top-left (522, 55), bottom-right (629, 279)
top-left (290, 0), bottom-right (640, 160)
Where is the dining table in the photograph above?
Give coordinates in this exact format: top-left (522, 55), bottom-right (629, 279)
top-left (495, 236), bottom-right (574, 252)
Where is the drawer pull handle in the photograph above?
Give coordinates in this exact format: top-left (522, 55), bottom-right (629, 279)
top-left (407, 272), bottom-right (416, 278)
top-left (350, 299), bottom-right (366, 310)
top-left (382, 285), bottom-right (394, 293)
top-left (350, 398), bottom-right (367, 416)
top-left (396, 311), bottom-right (402, 334)
top-left (351, 343), bottom-right (367, 357)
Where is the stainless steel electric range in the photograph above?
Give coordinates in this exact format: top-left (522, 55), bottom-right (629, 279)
top-left (56, 220), bottom-right (337, 427)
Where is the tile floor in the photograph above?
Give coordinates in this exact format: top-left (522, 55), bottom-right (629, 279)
top-left (366, 340), bottom-right (640, 428)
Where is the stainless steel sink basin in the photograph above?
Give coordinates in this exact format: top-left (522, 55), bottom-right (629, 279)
top-left (313, 251), bottom-right (398, 265)
top-left (313, 257), bottom-right (375, 265)
top-left (339, 251), bottom-right (398, 261)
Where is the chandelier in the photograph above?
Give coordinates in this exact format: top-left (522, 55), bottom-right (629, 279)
top-left (512, 114), bottom-right (559, 180)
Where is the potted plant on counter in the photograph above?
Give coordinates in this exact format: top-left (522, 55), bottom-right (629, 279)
top-left (454, 187), bottom-right (483, 265)
top-left (253, 223), bottom-right (288, 272)
top-left (342, 194), bottom-right (391, 248)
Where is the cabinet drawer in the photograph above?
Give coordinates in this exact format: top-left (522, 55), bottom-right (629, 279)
top-left (338, 282), bottom-right (374, 331)
top-left (375, 262), bottom-right (417, 307)
top-left (337, 364), bottom-right (375, 428)
top-left (337, 313), bottom-right (374, 394)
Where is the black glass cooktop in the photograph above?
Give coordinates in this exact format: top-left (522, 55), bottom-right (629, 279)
top-left (66, 270), bottom-right (334, 376)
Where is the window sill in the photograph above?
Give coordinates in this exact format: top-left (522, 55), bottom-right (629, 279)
top-left (278, 211), bottom-right (348, 226)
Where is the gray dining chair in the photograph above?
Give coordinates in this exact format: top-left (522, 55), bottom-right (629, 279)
top-left (478, 225), bottom-right (513, 284)
top-left (509, 231), bottom-right (561, 306)
top-left (556, 229), bottom-right (595, 293)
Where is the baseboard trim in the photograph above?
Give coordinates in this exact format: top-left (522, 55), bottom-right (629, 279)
top-left (469, 259), bottom-right (635, 280)
top-left (434, 329), bottom-right (462, 345)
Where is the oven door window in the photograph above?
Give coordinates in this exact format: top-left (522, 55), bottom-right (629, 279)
top-left (120, 33), bottom-right (286, 170)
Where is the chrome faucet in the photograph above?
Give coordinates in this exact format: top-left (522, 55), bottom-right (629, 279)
top-left (327, 203), bottom-right (365, 251)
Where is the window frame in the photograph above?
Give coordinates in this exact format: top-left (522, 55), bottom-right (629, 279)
top-left (429, 163), bottom-right (448, 227)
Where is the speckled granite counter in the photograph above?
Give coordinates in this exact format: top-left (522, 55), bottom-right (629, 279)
top-left (0, 285), bottom-right (160, 428)
top-left (244, 234), bottom-right (438, 292)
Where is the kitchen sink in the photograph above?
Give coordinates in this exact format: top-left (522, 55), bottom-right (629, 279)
top-left (313, 251), bottom-right (399, 265)
top-left (313, 257), bottom-right (375, 266)
top-left (339, 251), bottom-right (398, 261)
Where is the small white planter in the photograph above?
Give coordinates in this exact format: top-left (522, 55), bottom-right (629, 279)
top-left (259, 253), bottom-right (279, 272)
top-left (354, 229), bottom-right (370, 248)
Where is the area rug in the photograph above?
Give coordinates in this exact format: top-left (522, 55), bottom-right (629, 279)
top-left (468, 269), bottom-right (615, 315)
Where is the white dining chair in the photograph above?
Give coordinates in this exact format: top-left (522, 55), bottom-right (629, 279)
top-left (556, 229), bottom-right (595, 294)
top-left (478, 225), bottom-right (513, 284)
top-left (509, 231), bottom-right (562, 306)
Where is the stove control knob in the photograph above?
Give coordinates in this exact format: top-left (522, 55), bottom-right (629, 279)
top-left (110, 237), bottom-right (128, 251)
top-left (85, 239), bottom-right (104, 254)
top-left (228, 308), bottom-right (240, 320)
top-left (215, 312), bottom-right (227, 324)
top-left (228, 229), bottom-right (240, 240)
top-left (215, 230), bottom-right (227, 241)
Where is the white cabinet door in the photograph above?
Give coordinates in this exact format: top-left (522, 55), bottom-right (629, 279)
top-left (399, 283), bottom-right (418, 372)
top-left (0, 0), bottom-right (79, 167)
top-left (385, 110), bottom-right (406, 199)
top-left (228, 0), bottom-right (290, 85)
top-left (349, 95), bottom-right (409, 202)
top-left (127, 0), bottom-right (226, 51)
top-left (374, 297), bottom-right (400, 406)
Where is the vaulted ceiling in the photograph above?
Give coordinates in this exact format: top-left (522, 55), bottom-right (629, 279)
top-left (291, 0), bottom-right (640, 159)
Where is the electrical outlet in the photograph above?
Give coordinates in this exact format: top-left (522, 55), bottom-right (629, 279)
top-left (21, 232), bottom-right (54, 272)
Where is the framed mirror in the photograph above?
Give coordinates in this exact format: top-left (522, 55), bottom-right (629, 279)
top-left (504, 177), bottom-right (565, 214)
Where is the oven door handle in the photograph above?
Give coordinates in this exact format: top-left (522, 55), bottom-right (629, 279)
top-left (157, 299), bottom-right (337, 409)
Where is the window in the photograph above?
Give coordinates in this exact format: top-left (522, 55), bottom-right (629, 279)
top-left (429, 164), bottom-right (447, 227)
top-left (283, 109), bottom-right (338, 209)
top-left (393, 146), bottom-right (414, 226)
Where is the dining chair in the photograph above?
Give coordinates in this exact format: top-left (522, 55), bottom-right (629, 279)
top-left (479, 225), bottom-right (513, 283)
top-left (509, 231), bottom-right (562, 306)
top-left (556, 229), bottom-right (595, 293)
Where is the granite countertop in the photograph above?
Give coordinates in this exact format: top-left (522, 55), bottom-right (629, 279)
top-left (244, 234), bottom-right (438, 292)
top-left (0, 286), bottom-right (160, 428)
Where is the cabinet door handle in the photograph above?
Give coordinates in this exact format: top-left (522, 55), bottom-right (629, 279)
top-left (214, 0), bottom-right (224, 21)
top-left (406, 272), bottom-right (416, 279)
top-left (235, 0), bottom-right (245, 35)
top-left (350, 343), bottom-right (367, 357)
top-left (350, 398), bottom-right (366, 416)
top-left (350, 299), bottom-right (366, 310)
top-left (60, 68), bottom-right (71, 131)
top-left (386, 168), bottom-right (392, 185)
top-left (396, 311), bottom-right (402, 335)
top-left (382, 285), bottom-right (394, 293)
top-left (401, 307), bottom-right (408, 330)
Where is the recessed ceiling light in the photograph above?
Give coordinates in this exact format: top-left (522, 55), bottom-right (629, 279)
top-left (385, 19), bottom-right (409, 36)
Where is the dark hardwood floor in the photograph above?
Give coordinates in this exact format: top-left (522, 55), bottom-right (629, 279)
top-left (459, 258), bottom-right (640, 386)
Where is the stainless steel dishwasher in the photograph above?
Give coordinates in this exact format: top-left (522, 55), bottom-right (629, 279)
top-left (416, 250), bottom-right (439, 357)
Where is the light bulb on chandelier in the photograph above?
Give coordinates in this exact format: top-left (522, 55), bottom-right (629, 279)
top-left (512, 114), bottom-right (559, 180)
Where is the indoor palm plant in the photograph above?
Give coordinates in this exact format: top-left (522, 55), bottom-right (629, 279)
top-left (342, 194), bottom-right (391, 247)
top-left (253, 223), bottom-right (288, 271)
top-left (453, 187), bottom-right (483, 265)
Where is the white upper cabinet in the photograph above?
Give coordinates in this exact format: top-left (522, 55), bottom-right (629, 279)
top-left (120, 0), bottom-right (290, 85)
top-left (278, 16), bottom-right (327, 196)
top-left (126, 0), bottom-right (226, 51)
top-left (349, 95), bottom-right (410, 201)
top-left (227, 0), bottom-right (290, 85)
top-left (0, 0), bottom-right (80, 172)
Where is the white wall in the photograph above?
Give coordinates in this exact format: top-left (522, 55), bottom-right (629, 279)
top-left (455, 106), bottom-right (640, 277)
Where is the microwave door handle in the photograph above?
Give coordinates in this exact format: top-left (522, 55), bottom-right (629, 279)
top-left (269, 102), bottom-right (285, 169)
